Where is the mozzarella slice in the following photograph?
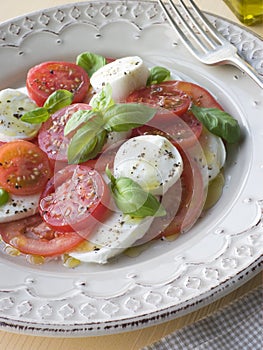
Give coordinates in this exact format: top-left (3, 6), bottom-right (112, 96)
top-left (114, 135), bottom-right (183, 195)
top-left (69, 211), bottom-right (154, 264)
top-left (90, 56), bottom-right (150, 101)
top-left (192, 129), bottom-right (226, 184)
top-left (0, 193), bottom-right (40, 223)
top-left (0, 88), bottom-right (41, 142)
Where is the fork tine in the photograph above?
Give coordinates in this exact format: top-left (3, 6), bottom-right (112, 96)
top-left (178, 0), bottom-right (218, 49)
top-left (158, 0), bottom-right (206, 57)
top-left (168, 0), bottom-right (210, 52)
top-left (188, 0), bottom-right (226, 45)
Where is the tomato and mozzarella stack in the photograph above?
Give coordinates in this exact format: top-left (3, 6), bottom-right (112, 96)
top-left (0, 89), bottom-right (49, 223)
top-left (69, 135), bottom-right (183, 264)
top-left (0, 54), bottom-right (231, 265)
top-left (0, 140), bottom-right (52, 223)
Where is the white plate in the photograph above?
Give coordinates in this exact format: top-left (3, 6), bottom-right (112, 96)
top-left (0, 0), bottom-right (262, 337)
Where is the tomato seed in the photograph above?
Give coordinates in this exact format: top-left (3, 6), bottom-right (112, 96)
top-left (64, 207), bottom-right (71, 217)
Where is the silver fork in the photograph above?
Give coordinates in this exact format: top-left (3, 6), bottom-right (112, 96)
top-left (158, 0), bottom-right (263, 89)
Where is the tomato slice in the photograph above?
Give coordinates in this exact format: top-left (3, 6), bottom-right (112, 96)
top-left (26, 61), bottom-right (90, 106)
top-left (125, 82), bottom-right (191, 116)
top-left (0, 140), bottom-right (52, 195)
top-left (38, 103), bottom-right (91, 163)
top-left (39, 165), bottom-right (110, 232)
top-left (0, 214), bottom-right (85, 257)
top-left (136, 147), bottom-right (205, 243)
top-left (172, 81), bottom-right (223, 109)
top-left (133, 109), bottom-right (203, 148)
top-left (161, 148), bottom-right (205, 237)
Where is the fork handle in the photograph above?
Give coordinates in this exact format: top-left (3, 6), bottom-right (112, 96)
top-left (227, 54), bottom-right (263, 89)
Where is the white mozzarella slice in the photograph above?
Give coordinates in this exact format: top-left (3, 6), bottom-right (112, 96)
top-left (0, 88), bottom-right (41, 142)
top-left (0, 193), bottom-right (40, 223)
top-left (113, 135), bottom-right (183, 195)
top-left (90, 56), bottom-right (150, 102)
top-left (193, 129), bottom-right (226, 183)
top-left (69, 211), bottom-right (154, 264)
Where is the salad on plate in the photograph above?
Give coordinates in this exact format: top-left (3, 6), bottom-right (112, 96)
top-left (0, 52), bottom-right (241, 267)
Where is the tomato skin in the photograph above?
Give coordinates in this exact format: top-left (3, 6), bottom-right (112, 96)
top-left (38, 103), bottom-right (91, 163)
top-left (26, 61), bottom-right (90, 106)
top-left (133, 109), bottom-right (203, 149)
top-left (39, 165), bottom-right (110, 233)
top-left (130, 80), bottom-right (223, 148)
top-left (0, 140), bottom-right (52, 196)
top-left (160, 148), bottom-right (205, 237)
top-left (0, 214), bottom-right (85, 257)
top-left (126, 82), bottom-right (191, 116)
top-left (136, 147), bottom-right (205, 243)
top-left (171, 81), bottom-right (223, 109)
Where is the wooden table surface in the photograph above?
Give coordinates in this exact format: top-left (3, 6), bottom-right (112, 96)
top-left (0, 1), bottom-right (262, 349)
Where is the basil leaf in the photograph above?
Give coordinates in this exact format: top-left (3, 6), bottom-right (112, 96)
top-left (20, 107), bottom-right (50, 124)
top-left (147, 66), bottom-right (171, 85)
top-left (76, 52), bottom-right (106, 77)
top-left (64, 110), bottom-right (97, 135)
top-left (191, 104), bottom-right (241, 143)
top-left (0, 188), bottom-right (9, 206)
top-left (67, 116), bottom-right (106, 164)
top-left (104, 103), bottom-right (157, 132)
top-left (44, 89), bottom-right (73, 114)
top-left (106, 168), bottom-right (166, 218)
top-left (105, 165), bottom-right (115, 184)
top-left (21, 90), bottom-right (73, 124)
top-left (91, 84), bottom-right (115, 112)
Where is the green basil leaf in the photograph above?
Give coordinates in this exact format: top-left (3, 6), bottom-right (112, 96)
top-left (104, 103), bottom-right (157, 132)
top-left (91, 84), bottom-right (115, 112)
top-left (105, 165), bottom-right (115, 185)
top-left (67, 116), bottom-right (106, 164)
top-left (76, 52), bottom-right (106, 77)
top-left (21, 90), bottom-right (73, 124)
top-left (0, 188), bottom-right (9, 206)
top-left (147, 66), bottom-right (171, 85)
top-left (191, 104), bottom-right (241, 143)
top-left (64, 109), bottom-right (97, 135)
top-left (20, 107), bottom-right (50, 124)
top-left (106, 169), bottom-right (166, 218)
top-left (44, 89), bottom-right (73, 114)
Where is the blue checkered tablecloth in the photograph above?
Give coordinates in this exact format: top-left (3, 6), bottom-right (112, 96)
top-left (142, 285), bottom-right (262, 350)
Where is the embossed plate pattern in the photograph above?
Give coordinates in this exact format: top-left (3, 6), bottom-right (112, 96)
top-left (0, 1), bottom-right (262, 336)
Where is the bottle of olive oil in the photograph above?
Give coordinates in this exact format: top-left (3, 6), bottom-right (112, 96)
top-left (224, 0), bottom-right (263, 25)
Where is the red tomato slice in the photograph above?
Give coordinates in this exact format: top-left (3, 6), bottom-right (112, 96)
top-left (172, 80), bottom-right (223, 109)
top-left (136, 148), bottom-right (205, 243)
top-left (26, 61), bottom-right (90, 106)
top-left (160, 148), bottom-right (205, 237)
top-left (0, 214), bottom-right (85, 257)
top-left (38, 103), bottom-right (91, 163)
top-left (39, 165), bottom-right (110, 232)
top-left (0, 140), bottom-right (52, 196)
top-left (126, 82), bottom-right (191, 117)
top-left (133, 108), bottom-right (203, 149)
